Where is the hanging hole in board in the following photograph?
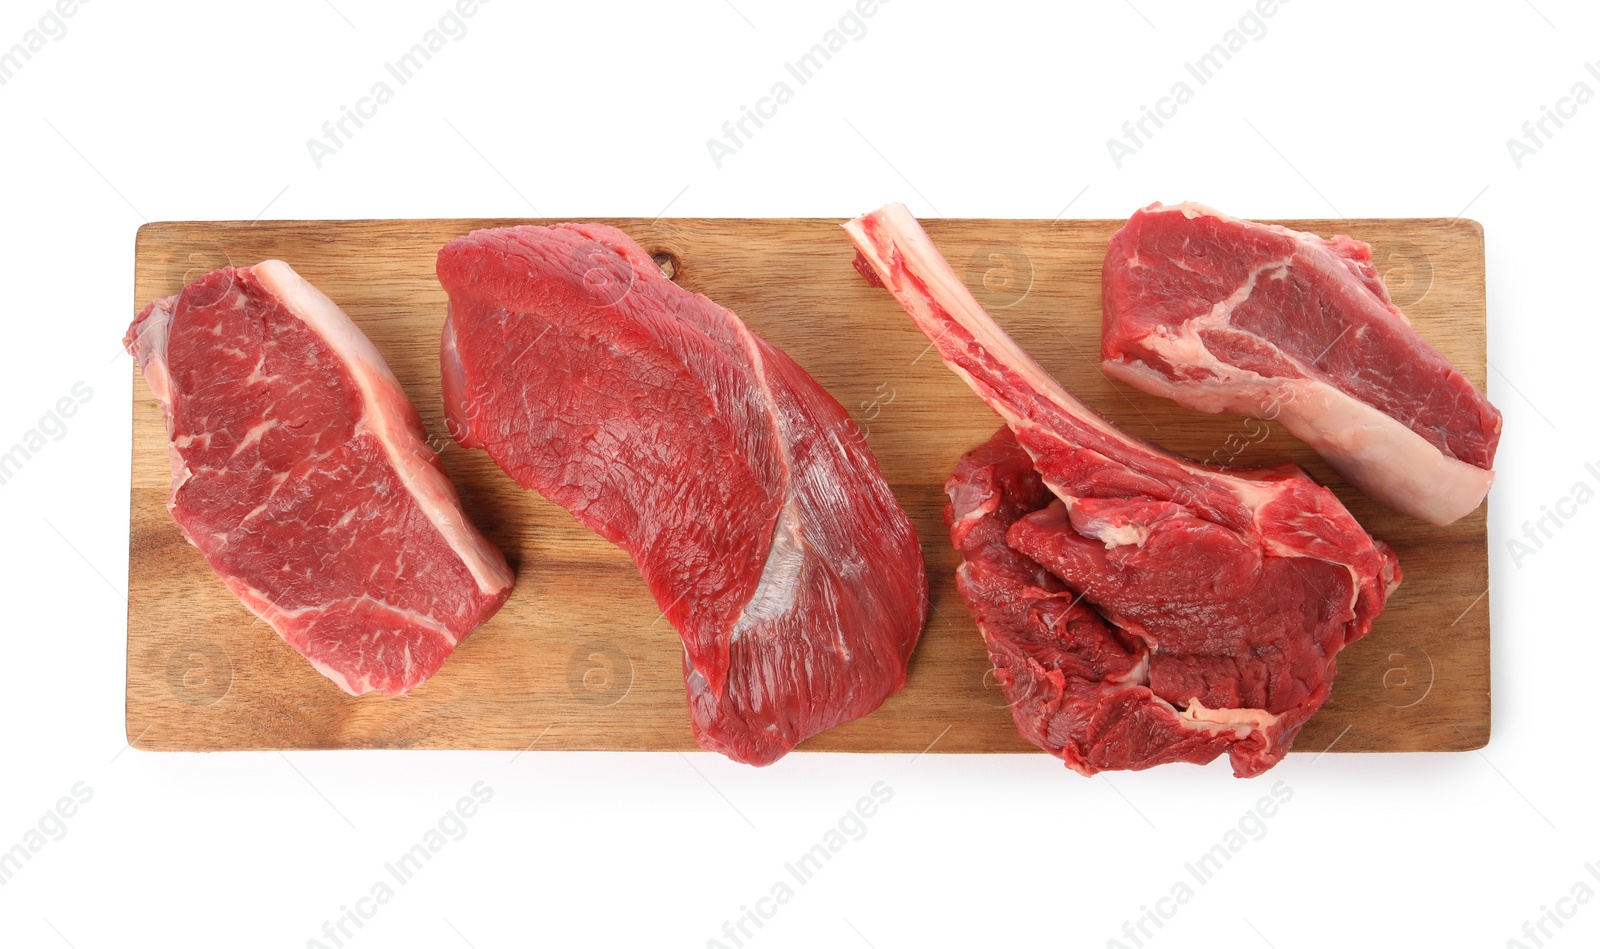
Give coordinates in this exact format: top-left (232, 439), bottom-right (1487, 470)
top-left (652, 252), bottom-right (679, 281)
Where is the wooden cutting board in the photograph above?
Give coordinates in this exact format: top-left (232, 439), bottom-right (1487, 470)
top-left (128, 217), bottom-right (1490, 758)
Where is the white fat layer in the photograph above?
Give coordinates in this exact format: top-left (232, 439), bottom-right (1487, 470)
top-left (844, 206), bottom-right (1133, 451)
top-left (252, 260), bottom-right (513, 596)
top-left (226, 582), bottom-right (459, 696)
top-left (730, 500), bottom-right (806, 642)
top-left (1113, 651), bottom-right (1151, 687)
top-left (1102, 358), bottom-right (1493, 526)
top-left (1176, 698), bottom-right (1279, 738)
top-left (1159, 200), bottom-right (1330, 246)
top-left (1108, 204), bottom-right (1492, 526)
top-left (844, 204), bottom-right (1273, 520)
top-left (1087, 521), bottom-right (1148, 548)
top-left (127, 296), bottom-right (196, 508)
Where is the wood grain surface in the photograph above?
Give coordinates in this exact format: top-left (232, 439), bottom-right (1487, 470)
top-left (128, 216), bottom-right (1490, 758)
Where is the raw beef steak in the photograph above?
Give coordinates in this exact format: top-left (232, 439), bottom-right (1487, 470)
top-left (127, 262), bottom-right (514, 696)
top-left (437, 224), bottom-right (928, 766)
top-left (847, 204), bottom-right (1400, 776)
top-left (1102, 202), bottom-right (1501, 525)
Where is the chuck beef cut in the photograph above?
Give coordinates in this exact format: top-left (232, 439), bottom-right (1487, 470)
top-left (847, 204), bottom-right (1400, 777)
top-left (1102, 202), bottom-right (1501, 525)
top-left (436, 224), bottom-right (928, 766)
top-left (126, 262), bottom-right (514, 696)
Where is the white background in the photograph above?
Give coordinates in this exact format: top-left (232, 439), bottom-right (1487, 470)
top-left (0, 1), bottom-right (1594, 947)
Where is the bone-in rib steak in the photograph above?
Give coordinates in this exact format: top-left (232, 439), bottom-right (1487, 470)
top-left (847, 204), bottom-right (1400, 777)
top-left (437, 224), bottom-right (928, 766)
top-left (1101, 202), bottom-right (1501, 525)
top-left (126, 262), bottom-right (514, 695)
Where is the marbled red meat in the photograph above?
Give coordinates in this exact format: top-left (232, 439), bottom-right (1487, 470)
top-left (848, 204), bottom-right (1399, 776)
top-left (126, 262), bottom-right (513, 695)
top-left (1101, 202), bottom-right (1501, 525)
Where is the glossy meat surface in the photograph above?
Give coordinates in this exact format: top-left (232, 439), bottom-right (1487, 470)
top-left (126, 262), bottom-right (513, 695)
top-left (1102, 202), bottom-right (1501, 524)
top-left (849, 204), bottom-right (1399, 776)
top-left (438, 225), bottom-right (927, 765)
